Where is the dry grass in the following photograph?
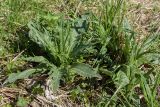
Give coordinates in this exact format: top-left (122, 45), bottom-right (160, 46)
top-left (127, 0), bottom-right (160, 40)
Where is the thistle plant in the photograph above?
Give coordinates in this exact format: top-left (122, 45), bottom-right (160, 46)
top-left (5, 16), bottom-right (101, 91)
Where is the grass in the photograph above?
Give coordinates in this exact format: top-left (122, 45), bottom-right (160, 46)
top-left (0, 0), bottom-right (160, 107)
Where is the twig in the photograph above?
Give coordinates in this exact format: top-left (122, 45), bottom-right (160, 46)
top-left (11, 49), bottom-right (26, 62)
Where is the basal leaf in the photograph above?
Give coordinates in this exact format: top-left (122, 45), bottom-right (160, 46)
top-left (49, 68), bottom-right (61, 91)
top-left (113, 71), bottom-right (129, 88)
top-left (28, 21), bottom-right (56, 58)
top-left (5, 69), bottom-right (42, 83)
top-left (23, 56), bottom-right (49, 63)
top-left (23, 56), bottom-right (58, 69)
top-left (69, 63), bottom-right (101, 78)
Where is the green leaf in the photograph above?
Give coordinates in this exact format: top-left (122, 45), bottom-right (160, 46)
top-left (99, 68), bottom-right (113, 76)
top-left (49, 68), bottom-right (61, 91)
top-left (23, 56), bottom-right (58, 71)
top-left (16, 97), bottom-right (28, 107)
top-left (123, 18), bottom-right (132, 31)
top-left (4, 69), bottom-right (43, 83)
top-left (138, 34), bottom-right (159, 56)
top-left (106, 71), bottom-right (129, 106)
top-left (23, 56), bottom-right (49, 63)
top-left (140, 73), bottom-right (157, 107)
top-left (28, 21), bottom-right (56, 58)
top-left (113, 71), bottom-right (129, 88)
top-left (42, 13), bottom-right (60, 21)
top-left (23, 56), bottom-right (53, 66)
top-left (69, 63), bottom-right (101, 78)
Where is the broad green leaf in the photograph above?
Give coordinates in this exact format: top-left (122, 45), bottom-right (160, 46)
top-left (5, 69), bottom-right (43, 83)
top-left (66, 29), bottom-right (79, 56)
top-left (69, 63), bottom-right (101, 78)
top-left (28, 21), bottom-right (56, 58)
top-left (16, 97), bottom-right (28, 107)
top-left (23, 56), bottom-right (49, 63)
top-left (106, 71), bottom-right (129, 106)
top-left (49, 68), bottom-right (61, 91)
top-left (113, 71), bottom-right (129, 88)
top-left (23, 56), bottom-right (58, 72)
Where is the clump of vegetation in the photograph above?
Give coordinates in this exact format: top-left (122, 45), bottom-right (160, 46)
top-left (0, 0), bottom-right (160, 107)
